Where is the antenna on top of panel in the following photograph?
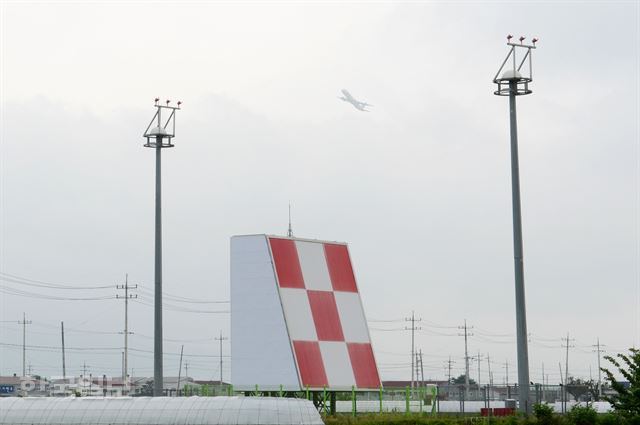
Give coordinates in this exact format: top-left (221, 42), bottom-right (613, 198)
top-left (287, 203), bottom-right (294, 238)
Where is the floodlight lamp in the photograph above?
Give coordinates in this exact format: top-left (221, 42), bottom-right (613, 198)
top-left (148, 126), bottom-right (169, 136)
top-left (501, 70), bottom-right (523, 80)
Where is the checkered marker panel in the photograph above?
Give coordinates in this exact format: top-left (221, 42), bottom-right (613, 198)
top-left (268, 237), bottom-right (381, 390)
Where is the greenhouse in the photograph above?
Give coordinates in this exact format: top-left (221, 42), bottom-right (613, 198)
top-left (0, 396), bottom-right (324, 425)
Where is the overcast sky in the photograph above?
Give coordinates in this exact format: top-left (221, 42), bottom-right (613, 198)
top-left (0, 1), bottom-right (638, 385)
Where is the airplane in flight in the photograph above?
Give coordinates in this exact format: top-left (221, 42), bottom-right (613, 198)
top-left (338, 89), bottom-right (372, 112)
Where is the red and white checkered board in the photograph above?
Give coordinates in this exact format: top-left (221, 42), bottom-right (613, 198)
top-left (268, 237), bottom-right (381, 390)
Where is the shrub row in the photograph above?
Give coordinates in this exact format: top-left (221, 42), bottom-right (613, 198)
top-left (323, 408), bottom-right (637, 425)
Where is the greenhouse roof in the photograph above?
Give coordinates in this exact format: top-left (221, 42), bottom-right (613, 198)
top-left (0, 396), bottom-right (324, 425)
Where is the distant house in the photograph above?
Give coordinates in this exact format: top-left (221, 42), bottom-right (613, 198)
top-left (0, 375), bottom-right (49, 397)
top-left (382, 380), bottom-right (448, 389)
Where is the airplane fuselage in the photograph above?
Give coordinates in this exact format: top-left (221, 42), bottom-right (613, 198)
top-left (339, 89), bottom-right (370, 111)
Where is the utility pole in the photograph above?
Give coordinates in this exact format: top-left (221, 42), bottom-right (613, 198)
top-left (562, 333), bottom-right (575, 386)
top-left (493, 35), bottom-right (538, 415)
top-left (176, 345), bottom-right (184, 396)
top-left (559, 362), bottom-right (565, 413)
top-left (117, 273), bottom-right (137, 395)
top-left (487, 354), bottom-right (492, 402)
top-left (82, 362), bottom-right (90, 378)
top-left (144, 98), bottom-right (181, 396)
top-left (61, 321), bottom-right (66, 380)
top-left (458, 319), bottom-right (473, 398)
top-left (593, 338), bottom-right (606, 399)
top-left (474, 352), bottom-right (483, 388)
top-left (419, 349), bottom-right (425, 388)
top-left (19, 313), bottom-right (31, 377)
top-left (504, 360), bottom-right (509, 386)
top-left (184, 361), bottom-right (190, 385)
top-left (215, 331), bottom-right (229, 392)
top-left (415, 351), bottom-right (421, 388)
top-left (445, 356), bottom-right (455, 384)
top-left (541, 362), bottom-right (545, 401)
top-left (405, 311), bottom-right (422, 389)
top-left (27, 362), bottom-right (33, 376)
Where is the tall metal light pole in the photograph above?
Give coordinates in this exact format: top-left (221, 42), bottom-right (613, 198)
top-left (144, 98), bottom-right (181, 396)
top-left (493, 35), bottom-right (538, 415)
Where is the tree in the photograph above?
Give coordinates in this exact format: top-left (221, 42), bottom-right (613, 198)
top-left (451, 374), bottom-right (476, 385)
top-left (133, 380), bottom-right (153, 397)
top-left (565, 376), bottom-right (592, 401)
top-left (601, 347), bottom-right (640, 418)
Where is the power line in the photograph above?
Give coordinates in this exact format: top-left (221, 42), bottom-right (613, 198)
top-left (0, 272), bottom-right (228, 304)
top-left (0, 285), bottom-right (117, 300)
top-left (132, 299), bottom-right (229, 314)
top-left (0, 272), bottom-right (113, 290)
top-left (136, 286), bottom-right (228, 304)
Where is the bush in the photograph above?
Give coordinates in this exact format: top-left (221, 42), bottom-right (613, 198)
top-left (567, 404), bottom-right (598, 425)
top-left (534, 403), bottom-right (555, 425)
top-left (597, 413), bottom-right (625, 425)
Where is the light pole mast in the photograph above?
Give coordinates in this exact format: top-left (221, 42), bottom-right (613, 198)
top-left (493, 35), bottom-right (538, 415)
top-left (144, 98), bottom-right (181, 396)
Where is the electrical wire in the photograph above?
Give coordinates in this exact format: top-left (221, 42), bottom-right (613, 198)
top-left (0, 285), bottom-right (117, 301)
top-left (0, 272), bottom-right (113, 290)
top-left (136, 286), bottom-right (229, 304)
top-left (132, 299), bottom-right (229, 314)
